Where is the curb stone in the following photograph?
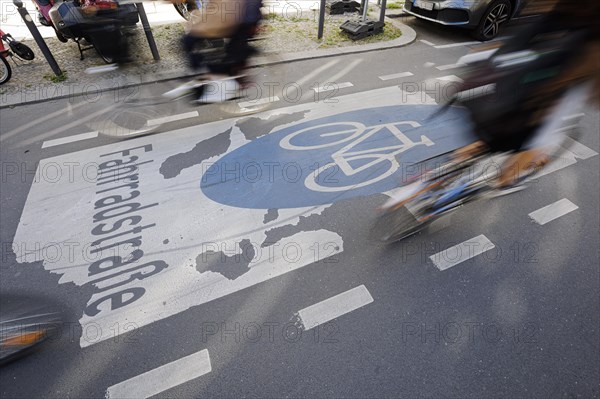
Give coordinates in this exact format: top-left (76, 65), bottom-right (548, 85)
top-left (0, 17), bottom-right (416, 109)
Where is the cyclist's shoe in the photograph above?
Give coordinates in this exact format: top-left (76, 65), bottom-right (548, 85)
top-left (195, 75), bottom-right (243, 104)
top-left (163, 78), bottom-right (209, 99)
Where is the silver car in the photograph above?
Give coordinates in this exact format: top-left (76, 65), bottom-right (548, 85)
top-left (403, 0), bottom-right (529, 41)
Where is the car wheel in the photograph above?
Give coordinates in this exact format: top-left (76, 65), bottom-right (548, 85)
top-left (472, 0), bottom-right (512, 41)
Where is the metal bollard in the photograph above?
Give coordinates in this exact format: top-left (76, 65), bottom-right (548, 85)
top-left (318, 0), bottom-right (327, 39)
top-left (379, 0), bottom-right (387, 22)
top-left (12, 0), bottom-right (63, 77)
top-left (136, 3), bottom-right (160, 61)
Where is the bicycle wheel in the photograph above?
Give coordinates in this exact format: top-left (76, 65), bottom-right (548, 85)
top-left (0, 55), bottom-right (11, 85)
top-left (174, 0), bottom-right (202, 20)
top-left (86, 83), bottom-right (168, 138)
top-left (216, 47), bottom-right (287, 116)
top-left (372, 205), bottom-right (431, 243)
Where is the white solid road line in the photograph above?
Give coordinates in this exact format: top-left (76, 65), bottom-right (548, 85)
top-left (420, 40), bottom-right (436, 46)
top-left (379, 72), bottom-right (414, 81)
top-left (528, 198), bottom-right (579, 226)
top-left (313, 82), bottom-right (354, 93)
top-left (430, 235), bottom-right (495, 271)
top-left (41, 131), bottom-right (99, 149)
top-left (147, 111), bottom-right (199, 127)
top-left (297, 285), bottom-right (374, 330)
top-left (106, 350), bottom-right (212, 399)
top-left (238, 95), bottom-right (281, 108)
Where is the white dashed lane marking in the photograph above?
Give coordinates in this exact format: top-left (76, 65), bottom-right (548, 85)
top-left (420, 40), bottom-right (436, 46)
top-left (297, 285), bottom-right (374, 330)
top-left (147, 111), bottom-right (200, 127)
top-left (106, 350), bottom-right (212, 399)
top-left (436, 75), bottom-right (464, 83)
top-left (534, 136), bottom-right (597, 179)
top-left (562, 136), bottom-right (599, 160)
top-left (41, 131), bottom-right (99, 149)
top-left (528, 198), bottom-right (579, 226)
top-left (430, 235), bottom-right (496, 271)
top-left (312, 82), bottom-right (354, 93)
top-left (378, 72), bottom-right (414, 81)
top-left (436, 63), bottom-right (465, 71)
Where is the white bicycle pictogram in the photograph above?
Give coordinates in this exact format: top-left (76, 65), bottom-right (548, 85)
top-left (279, 121), bottom-right (435, 192)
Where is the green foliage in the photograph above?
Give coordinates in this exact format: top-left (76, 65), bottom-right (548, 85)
top-left (43, 72), bottom-right (68, 83)
top-left (386, 2), bottom-right (403, 9)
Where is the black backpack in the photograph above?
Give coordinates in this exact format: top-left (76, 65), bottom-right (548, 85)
top-left (455, 15), bottom-right (587, 151)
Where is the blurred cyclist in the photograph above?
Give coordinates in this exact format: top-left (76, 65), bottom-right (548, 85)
top-left (453, 0), bottom-right (600, 189)
top-left (179, 0), bottom-right (263, 102)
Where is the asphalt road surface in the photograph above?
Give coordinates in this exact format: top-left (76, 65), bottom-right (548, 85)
top-left (1, 17), bottom-right (599, 398)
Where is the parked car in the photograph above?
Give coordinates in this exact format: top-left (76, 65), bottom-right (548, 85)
top-left (403, 0), bottom-right (530, 41)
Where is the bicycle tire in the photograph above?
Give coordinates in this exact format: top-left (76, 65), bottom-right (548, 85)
top-left (174, 0), bottom-right (202, 20)
top-left (173, 3), bottom-right (188, 19)
top-left (0, 56), bottom-right (11, 85)
top-left (372, 205), bottom-right (430, 243)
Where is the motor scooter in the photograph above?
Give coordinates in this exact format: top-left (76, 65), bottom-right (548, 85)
top-left (0, 29), bottom-right (35, 85)
top-left (31, 0), bottom-right (139, 63)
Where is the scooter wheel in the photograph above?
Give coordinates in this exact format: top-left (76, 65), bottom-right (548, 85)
top-left (0, 56), bottom-right (11, 85)
top-left (54, 29), bottom-right (68, 43)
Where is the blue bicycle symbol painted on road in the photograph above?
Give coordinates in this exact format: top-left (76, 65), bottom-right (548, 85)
top-left (280, 120), bottom-right (434, 192)
top-left (201, 105), bottom-right (474, 209)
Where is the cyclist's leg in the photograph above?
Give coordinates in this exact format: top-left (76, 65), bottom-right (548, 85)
top-left (452, 140), bottom-right (489, 162)
top-left (182, 33), bottom-right (207, 71)
top-left (222, 23), bottom-right (258, 79)
top-left (495, 149), bottom-right (547, 187)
